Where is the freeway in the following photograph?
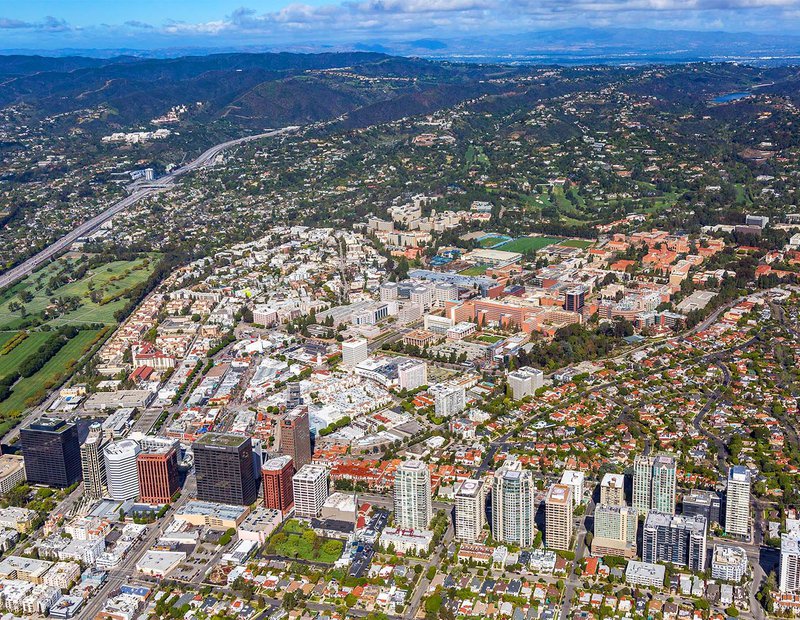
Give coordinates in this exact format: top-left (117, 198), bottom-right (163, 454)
top-left (0, 127), bottom-right (298, 291)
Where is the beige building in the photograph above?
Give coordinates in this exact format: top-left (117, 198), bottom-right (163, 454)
top-left (545, 484), bottom-right (573, 551)
top-left (0, 454), bottom-right (26, 495)
top-left (600, 473), bottom-right (626, 506)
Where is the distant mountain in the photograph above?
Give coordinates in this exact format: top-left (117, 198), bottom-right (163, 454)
top-left (0, 51), bottom-right (509, 135)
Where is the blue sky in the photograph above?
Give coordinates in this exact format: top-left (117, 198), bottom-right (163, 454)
top-left (1, 0), bottom-right (800, 50)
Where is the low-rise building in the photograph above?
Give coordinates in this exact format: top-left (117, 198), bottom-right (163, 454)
top-left (711, 544), bottom-right (749, 582)
top-left (626, 561), bottom-right (666, 588)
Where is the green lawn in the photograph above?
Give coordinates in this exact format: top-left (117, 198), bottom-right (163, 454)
top-left (498, 236), bottom-right (563, 253)
top-left (0, 254), bottom-right (158, 328)
top-left (477, 334), bottom-right (504, 344)
top-left (459, 266), bottom-right (489, 276)
top-left (478, 236), bottom-right (508, 248)
top-left (0, 332), bottom-right (53, 380)
top-left (266, 519), bottom-right (343, 564)
top-left (558, 239), bottom-right (594, 249)
top-left (0, 329), bottom-right (102, 418)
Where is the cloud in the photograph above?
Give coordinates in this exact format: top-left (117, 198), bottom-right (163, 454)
top-left (124, 20), bottom-right (155, 30)
top-left (0, 15), bottom-right (71, 32)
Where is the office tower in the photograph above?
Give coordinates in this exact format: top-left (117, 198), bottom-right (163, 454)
top-left (20, 417), bottom-right (81, 488)
top-left (454, 478), bottom-right (485, 542)
top-left (292, 464), bottom-right (329, 519)
top-left (342, 338), bottom-right (368, 367)
top-left (560, 470), bottom-right (584, 507)
top-left (432, 384), bottom-right (466, 418)
top-left (564, 286), bottom-right (586, 313)
top-left (492, 460), bottom-right (536, 547)
top-left (279, 407), bottom-right (312, 469)
top-left (137, 444), bottom-right (180, 504)
top-left (398, 360), bottom-right (428, 391)
top-left (780, 534), bottom-right (800, 593)
top-left (262, 455), bottom-right (295, 515)
top-left (194, 433), bottom-right (258, 506)
top-left (633, 454), bottom-right (677, 515)
top-left (507, 366), bottom-right (545, 400)
top-left (682, 489), bottom-right (722, 526)
top-left (394, 460), bottom-right (433, 530)
top-left (642, 511), bottom-right (707, 571)
top-left (600, 473), bottom-right (626, 506)
top-left (80, 423), bottom-right (107, 499)
top-left (286, 383), bottom-right (302, 410)
top-left (725, 466), bottom-right (751, 538)
top-left (104, 439), bottom-right (141, 501)
top-left (545, 484), bottom-right (574, 551)
top-left (592, 504), bottom-right (637, 558)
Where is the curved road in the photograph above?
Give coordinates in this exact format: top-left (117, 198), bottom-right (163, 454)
top-left (0, 126), bottom-right (298, 290)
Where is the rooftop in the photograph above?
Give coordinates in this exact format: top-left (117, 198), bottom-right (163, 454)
top-left (456, 479), bottom-right (483, 498)
top-left (547, 484), bottom-right (571, 505)
top-left (195, 432), bottom-right (248, 448)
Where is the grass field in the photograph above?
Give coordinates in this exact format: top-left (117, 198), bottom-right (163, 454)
top-left (0, 254), bottom-right (158, 329)
top-left (558, 239), bottom-right (594, 249)
top-left (0, 332), bottom-right (53, 380)
top-left (459, 266), bottom-right (488, 276)
top-left (498, 236), bottom-right (563, 253)
top-left (0, 329), bottom-right (102, 420)
top-left (478, 235), bottom-right (509, 248)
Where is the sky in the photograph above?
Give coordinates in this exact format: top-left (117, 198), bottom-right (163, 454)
top-left (1, 0), bottom-right (800, 51)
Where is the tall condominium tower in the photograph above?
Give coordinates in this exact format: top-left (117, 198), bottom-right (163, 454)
top-left (491, 460), bottom-right (536, 547)
top-left (393, 460), bottom-right (433, 530)
top-left (454, 478), bottom-right (485, 543)
top-left (633, 454), bottom-right (677, 515)
top-left (545, 484), bottom-right (574, 551)
top-left (725, 466), bottom-right (752, 538)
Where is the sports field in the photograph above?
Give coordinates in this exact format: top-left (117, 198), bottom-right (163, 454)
top-left (559, 239), bottom-right (594, 249)
top-left (498, 236), bottom-right (563, 253)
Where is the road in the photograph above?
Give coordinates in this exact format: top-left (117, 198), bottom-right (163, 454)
top-left (0, 127), bottom-right (298, 291)
top-left (559, 498), bottom-right (593, 620)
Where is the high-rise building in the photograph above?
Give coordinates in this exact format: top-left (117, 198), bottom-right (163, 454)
top-left (394, 460), bottom-right (433, 530)
top-left (431, 384), bottom-right (466, 418)
top-left (780, 534), bottom-right (800, 593)
top-left (600, 473), bottom-right (626, 506)
top-left (262, 455), bottom-right (295, 515)
top-left (194, 433), bottom-right (258, 506)
top-left (104, 439), bottom-right (141, 501)
top-left (492, 460), bottom-right (535, 547)
top-left (633, 454), bottom-right (677, 515)
top-left (545, 484), bottom-right (573, 551)
top-left (342, 338), bottom-right (369, 367)
top-left (279, 407), bottom-right (312, 469)
top-left (20, 417), bottom-right (81, 488)
top-left (507, 366), bottom-right (545, 400)
top-left (592, 504), bottom-right (637, 558)
top-left (560, 470), bottom-right (584, 508)
top-left (725, 466), bottom-right (751, 538)
top-left (564, 286), bottom-right (587, 313)
top-left (454, 478), bottom-right (485, 542)
top-left (137, 445), bottom-right (180, 504)
top-left (80, 423), bottom-right (107, 499)
top-left (682, 489), bottom-right (722, 526)
top-left (398, 360), bottom-right (428, 391)
top-left (642, 511), bottom-right (707, 571)
top-left (292, 464), bottom-right (329, 519)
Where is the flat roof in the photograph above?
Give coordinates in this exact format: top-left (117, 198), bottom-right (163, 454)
top-left (456, 479), bottom-right (483, 498)
top-left (547, 484), bottom-right (571, 505)
top-left (195, 432), bottom-right (248, 448)
top-left (176, 501), bottom-right (248, 520)
top-left (601, 473), bottom-right (624, 489)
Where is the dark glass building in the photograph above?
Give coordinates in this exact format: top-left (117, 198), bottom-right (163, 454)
top-left (21, 417), bottom-right (81, 487)
top-left (194, 433), bottom-right (257, 505)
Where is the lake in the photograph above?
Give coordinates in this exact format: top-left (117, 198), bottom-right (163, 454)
top-left (711, 92), bottom-right (751, 103)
